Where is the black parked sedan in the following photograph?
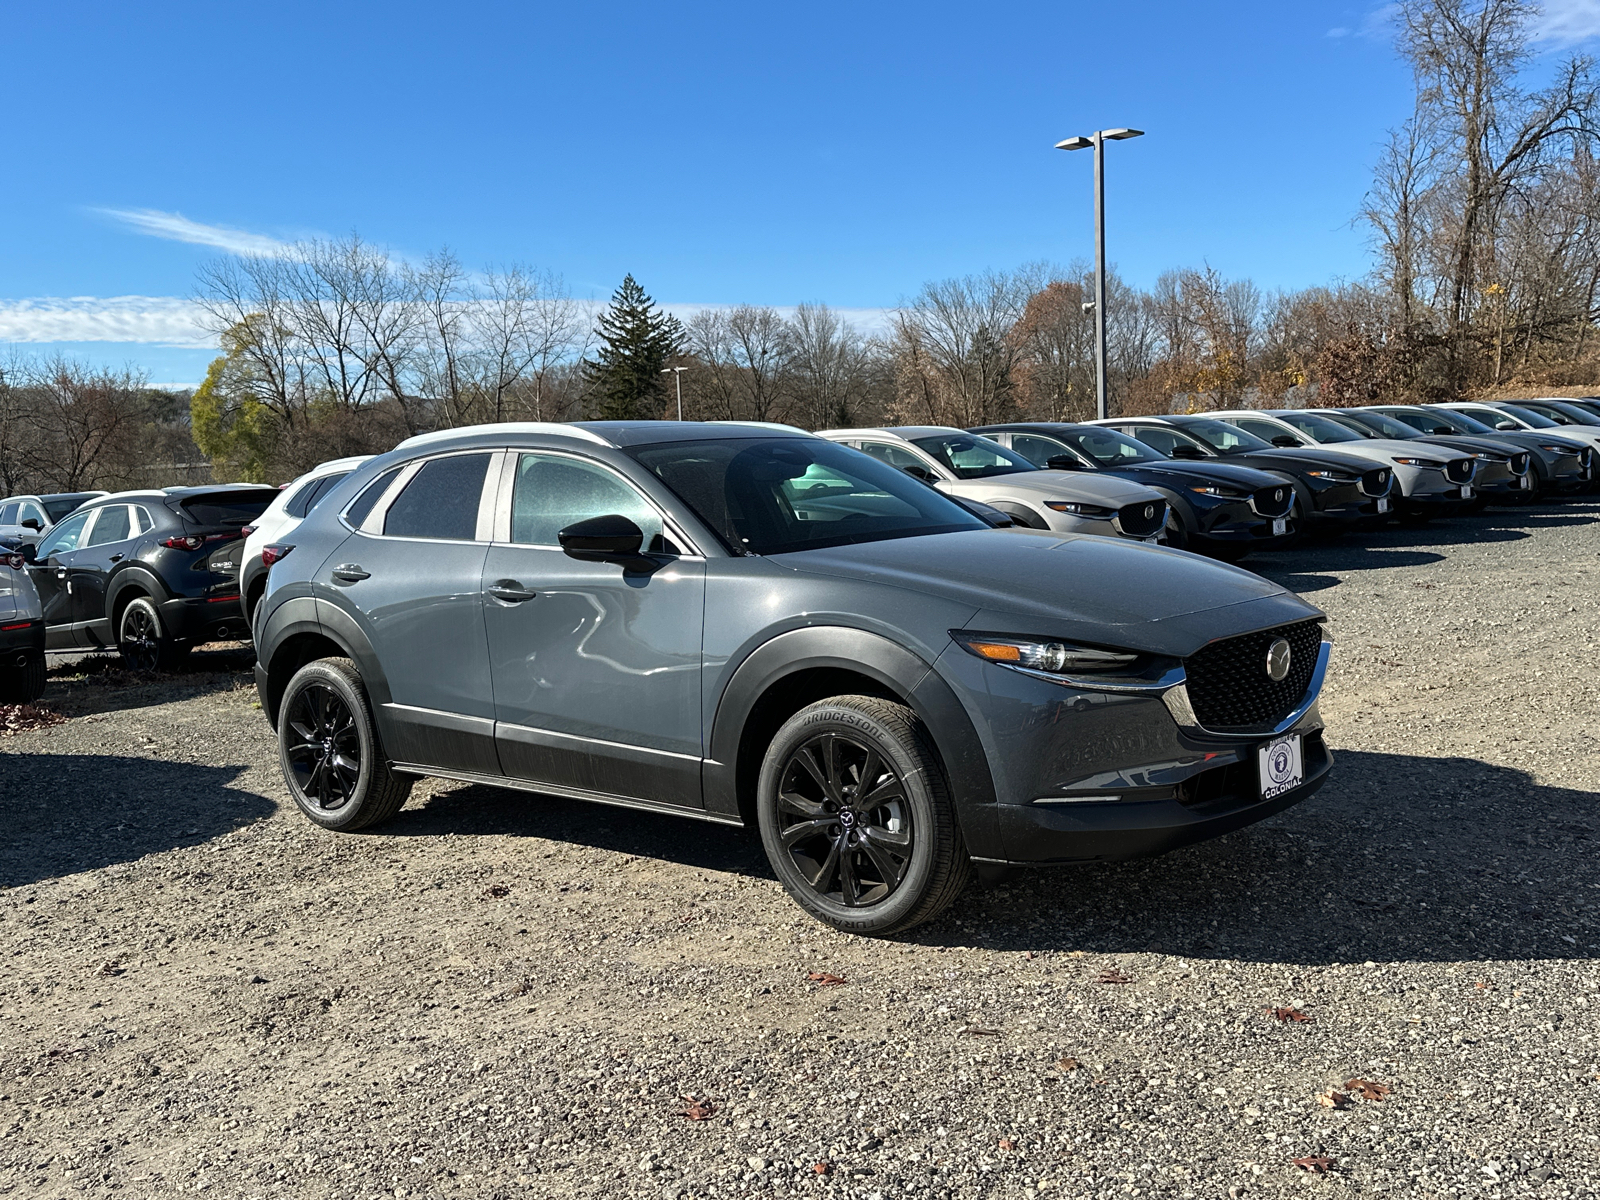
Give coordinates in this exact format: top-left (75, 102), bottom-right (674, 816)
top-left (1090, 415), bottom-right (1395, 533)
top-left (970, 422), bottom-right (1296, 560)
top-left (18, 484), bottom-right (278, 668)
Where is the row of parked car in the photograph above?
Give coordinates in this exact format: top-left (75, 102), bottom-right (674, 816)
top-left (1, 399), bottom-right (1594, 932)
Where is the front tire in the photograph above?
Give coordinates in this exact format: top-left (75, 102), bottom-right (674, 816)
top-left (118, 597), bottom-right (188, 671)
top-left (756, 695), bottom-right (972, 936)
top-left (278, 657), bottom-right (412, 831)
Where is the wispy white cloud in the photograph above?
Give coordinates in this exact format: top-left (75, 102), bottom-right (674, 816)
top-left (93, 208), bottom-right (294, 256)
top-left (662, 303), bottom-right (894, 334)
top-left (0, 297), bottom-right (215, 348)
top-left (1534, 0), bottom-right (1600, 44)
top-left (1327, 4), bottom-right (1397, 40)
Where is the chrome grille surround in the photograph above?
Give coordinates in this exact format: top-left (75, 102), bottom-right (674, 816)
top-left (1359, 468), bottom-right (1391, 496)
top-left (1248, 486), bottom-right (1293, 518)
top-left (1112, 499), bottom-right (1167, 539)
top-left (1444, 457), bottom-right (1476, 484)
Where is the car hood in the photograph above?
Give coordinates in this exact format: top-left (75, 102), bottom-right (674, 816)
top-left (1415, 434), bottom-right (1526, 459)
top-left (1225, 446), bottom-right (1381, 474)
top-left (1100, 460), bottom-right (1282, 490)
top-left (771, 529), bottom-right (1322, 657)
top-left (941, 472), bottom-right (1160, 506)
top-left (1310, 437), bottom-right (1461, 464)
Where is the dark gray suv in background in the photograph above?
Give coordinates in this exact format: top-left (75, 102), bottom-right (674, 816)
top-left (254, 422), bottom-right (1334, 934)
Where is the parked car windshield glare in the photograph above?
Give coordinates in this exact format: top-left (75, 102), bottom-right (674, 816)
top-left (1049, 428), bottom-right (1168, 467)
top-left (1344, 410), bottom-right (1423, 439)
top-left (1489, 403), bottom-right (1558, 428)
top-left (907, 434), bottom-right (1034, 479)
top-left (627, 437), bottom-right (987, 556)
top-left (1174, 419), bottom-right (1273, 453)
top-left (1527, 401), bottom-right (1600, 426)
top-left (43, 495), bottom-right (94, 522)
top-left (1278, 413), bottom-right (1363, 443)
top-left (1397, 407), bottom-right (1493, 435)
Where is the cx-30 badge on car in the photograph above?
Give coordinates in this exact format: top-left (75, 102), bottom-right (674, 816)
top-left (1266, 638), bottom-right (1292, 681)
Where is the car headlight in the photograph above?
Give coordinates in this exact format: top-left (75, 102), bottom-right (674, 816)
top-left (1538, 443), bottom-right (1574, 453)
top-left (1303, 470), bottom-right (1357, 481)
top-left (1391, 457), bottom-right (1435, 467)
top-left (1044, 501), bottom-right (1115, 517)
top-left (953, 632), bottom-right (1140, 674)
top-left (1188, 485), bottom-right (1248, 498)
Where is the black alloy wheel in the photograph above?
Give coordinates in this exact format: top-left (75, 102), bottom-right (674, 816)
top-left (757, 695), bottom-right (972, 935)
top-left (283, 681), bottom-right (362, 810)
top-left (774, 731), bottom-right (914, 908)
top-left (276, 657), bottom-right (412, 831)
top-left (118, 596), bottom-right (185, 672)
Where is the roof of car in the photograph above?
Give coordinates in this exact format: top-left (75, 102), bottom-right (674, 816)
top-left (395, 420), bottom-right (814, 453)
top-left (815, 426), bottom-right (970, 442)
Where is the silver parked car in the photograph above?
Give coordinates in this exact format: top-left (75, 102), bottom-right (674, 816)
top-left (0, 545), bottom-right (46, 703)
top-left (815, 427), bottom-right (1171, 542)
top-left (1371, 405), bottom-right (1593, 498)
top-left (0, 492), bottom-right (107, 545)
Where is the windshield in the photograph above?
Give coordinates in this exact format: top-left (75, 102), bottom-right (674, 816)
top-left (1279, 413), bottom-right (1363, 443)
top-left (1054, 427), bottom-right (1167, 466)
top-left (1177, 419), bottom-right (1273, 453)
top-left (907, 433), bottom-right (1034, 479)
top-left (43, 494), bottom-right (96, 522)
top-left (627, 437), bottom-right (986, 556)
top-left (1344, 409), bottom-right (1420, 439)
top-left (1531, 401), bottom-right (1600, 426)
top-left (1400, 407), bottom-right (1492, 434)
top-left (1492, 403), bottom-right (1558, 428)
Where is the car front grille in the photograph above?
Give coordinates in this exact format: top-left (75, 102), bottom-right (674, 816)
top-left (1248, 485), bottom-right (1293, 518)
top-left (1510, 453), bottom-right (1530, 474)
top-left (1183, 619), bottom-right (1324, 733)
top-left (1359, 468), bottom-right (1391, 496)
top-left (1444, 458), bottom-right (1475, 484)
top-left (1113, 499), bottom-right (1167, 539)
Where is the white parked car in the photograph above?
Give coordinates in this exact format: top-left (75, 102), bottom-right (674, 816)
top-left (815, 427), bottom-right (1173, 542)
top-left (0, 491), bottom-right (107, 545)
top-left (1209, 410), bottom-right (1477, 518)
top-left (241, 456), bottom-right (372, 630)
top-left (0, 545), bottom-right (46, 703)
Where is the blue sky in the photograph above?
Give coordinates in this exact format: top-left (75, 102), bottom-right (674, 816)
top-left (4, 0), bottom-right (1599, 385)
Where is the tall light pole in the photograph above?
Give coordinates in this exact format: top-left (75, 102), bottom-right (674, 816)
top-left (1056, 128), bottom-right (1143, 421)
top-left (661, 365), bottom-right (688, 421)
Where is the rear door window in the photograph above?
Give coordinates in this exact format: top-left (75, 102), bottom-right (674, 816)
top-left (84, 505), bottom-right (132, 547)
top-left (383, 453), bottom-right (493, 540)
top-left (857, 442), bottom-right (927, 472)
top-left (1125, 426), bottom-right (1186, 455)
top-left (0, 504), bottom-right (16, 524)
top-left (1011, 433), bottom-right (1077, 467)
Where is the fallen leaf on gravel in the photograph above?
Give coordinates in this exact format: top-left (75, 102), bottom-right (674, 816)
top-left (482, 884), bottom-right (511, 899)
top-left (0, 704), bottom-right (66, 735)
top-left (811, 1162), bottom-right (831, 1175)
top-left (676, 1096), bottom-right (717, 1120)
top-left (1293, 1156), bottom-right (1334, 1173)
top-left (1271, 1007), bottom-right (1313, 1023)
top-left (1317, 1090), bottom-right (1351, 1109)
top-left (1056, 1056), bottom-right (1080, 1072)
top-left (998, 1138), bottom-right (1017, 1151)
top-left (1345, 1078), bottom-right (1391, 1102)
top-left (1475, 980), bottom-right (1493, 990)
top-left (806, 971), bottom-right (846, 986)
top-left (1096, 969), bottom-right (1131, 985)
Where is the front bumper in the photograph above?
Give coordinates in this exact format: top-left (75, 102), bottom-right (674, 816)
top-left (943, 636), bottom-right (1334, 866)
top-left (1193, 497), bottom-right (1293, 545)
top-left (1303, 480), bottom-right (1392, 524)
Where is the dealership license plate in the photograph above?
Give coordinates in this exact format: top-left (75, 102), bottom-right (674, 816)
top-left (1460, 484), bottom-right (1474, 499)
top-left (1272, 517), bottom-right (1288, 536)
top-left (1258, 734), bottom-right (1303, 800)
top-left (1377, 497), bottom-right (1390, 512)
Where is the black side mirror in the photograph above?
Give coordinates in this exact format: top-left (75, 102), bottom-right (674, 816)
top-left (1270, 434), bottom-right (1303, 447)
top-left (559, 514), bottom-right (650, 567)
top-left (900, 464), bottom-right (935, 482)
top-left (20, 518), bottom-right (40, 531)
top-left (1045, 455), bottom-right (1082, 471)
top-left (1168, 444), bottom-right (1204, 460)
top-left (16, 542), bottom-right (38, 564)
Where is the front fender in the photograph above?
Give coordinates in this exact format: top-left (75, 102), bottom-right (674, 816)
top-left (704, 626), bottom-right (1002, 855)
top-left (254, 592), bottom-right (394, 736)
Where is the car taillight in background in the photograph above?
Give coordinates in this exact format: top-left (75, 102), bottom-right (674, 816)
top-left (240, 525), bottom-right (257, 537)
top-left (262, 544), bottom-right (293, 567)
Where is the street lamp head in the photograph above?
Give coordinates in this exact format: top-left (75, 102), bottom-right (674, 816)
top-left (1102, 128), bottom-right (1144, 140)
top-left (1055, 136), bottom-right (1093, 151)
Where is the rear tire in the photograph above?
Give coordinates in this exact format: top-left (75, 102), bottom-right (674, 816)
top-left (278, 657), bottom-right (412, 831)
top-left (756, 695), bottom-right (972, 936)
top-left (0, 650), bottom-right (46, 705)
top-left (118, 596), bottom-right (187, 671)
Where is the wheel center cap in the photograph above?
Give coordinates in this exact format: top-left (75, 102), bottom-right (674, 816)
top-left (839, 809), bottom-right (856, 828)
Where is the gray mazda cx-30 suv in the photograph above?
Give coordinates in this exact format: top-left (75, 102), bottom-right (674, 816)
top-left (254, 421), bottom-right (1334, 935)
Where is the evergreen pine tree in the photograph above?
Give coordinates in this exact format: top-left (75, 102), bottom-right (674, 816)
top-left (584, 275), bottom-right (684, 420)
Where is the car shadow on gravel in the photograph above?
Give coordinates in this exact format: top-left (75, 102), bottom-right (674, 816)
top-left (0, 755), bottom-right (273, 888)
top-left (926, 748), bottom-right (1600, 964)
top-left (388, 782), bottom-right (773, 878)
top-left (43, 645), bottom-right (257, 718)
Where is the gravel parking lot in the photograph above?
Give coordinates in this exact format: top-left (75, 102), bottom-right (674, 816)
top-left (3, 499), bottom-right (1599, 1200)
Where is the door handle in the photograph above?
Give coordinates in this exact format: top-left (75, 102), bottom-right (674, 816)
top-left (487, 579), bottom-right (538, 603)
top-left (109, 554), bottom-right (123, 563)
top-left (331, 564), bottom-right (371, 583)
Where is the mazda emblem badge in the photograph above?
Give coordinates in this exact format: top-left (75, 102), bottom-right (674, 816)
top-left (1274, 488), bottom-right (1284, 502)
top-left (1265, 638), bottom-right (1292, 682)
top-left (1143, 504), bottom-right (1155, 519)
